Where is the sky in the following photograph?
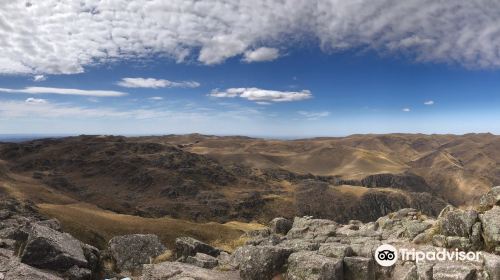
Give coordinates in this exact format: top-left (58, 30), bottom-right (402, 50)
top-left (1, 1), bottom-right (500, 138)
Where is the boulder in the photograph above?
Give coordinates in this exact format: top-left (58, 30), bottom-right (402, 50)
top-left (108, 234), bottom-right (165, 273)
top-left (483, 253), bottom-right (500, 280)
top-left (432, 262), bottom-right (476, 280)
top-left (392, 262), bottom-right (418, 280)
top-left (343, 256), bottom-right (375, 280)
top-left (20, 224), bottom-right (87, 271)
top-left (440, 209), bottom-right (478, 238)
top-left (446, 236), bottom-right (472, 251)
top-left (269, 217), bottom-right (293, 235)
top-left (35, 219), bottom-right (62, 232)
top-left (237, 245), bottom-right (292, 280)
top-left (65, 265), bottom-right (91, 280)
top-left (432, 235), bottom-right (447, 248)
top-left (185, 252), bottom-right (218, 269)
top-left (479, 206), bottom-right (500, 251)
top-left (287, 217), bottom-right (337, 242)
top-left (4, 263), bottom-right (64, 280)
top-left (175, 237), bottom-right (220, 259)
top-left (140, 261), bottom-right (240, 280)
top-left (286, 251), bottom-right (343, 280)
top-left (479, 186), bottom-right (500, 210)
top-left (318, 243), bottom-right (354, 259)
top-left (277, 239), bottom-right (320, 252)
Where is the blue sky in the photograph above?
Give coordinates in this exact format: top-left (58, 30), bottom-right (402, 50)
top-left (1, 1), bottom-right (500, 137)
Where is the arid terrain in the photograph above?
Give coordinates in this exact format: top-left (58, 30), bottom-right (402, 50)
top-left (0, 133), bottom-right (498, 251)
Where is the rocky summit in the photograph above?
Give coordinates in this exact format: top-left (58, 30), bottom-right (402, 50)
top-left (0, 186), bottom-right (499, 279)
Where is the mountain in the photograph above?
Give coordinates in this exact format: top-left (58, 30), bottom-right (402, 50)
top-left (0, 133), bottom-right (498, 251)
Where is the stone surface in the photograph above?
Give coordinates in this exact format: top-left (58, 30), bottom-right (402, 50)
top-left (269, 217), bottom-right (293, 235)
top-left (287, 251), bottom-right (343, 280)
top-left (140, 261), bottom-right (240, 280)
top-left (175, 236), bottom-right (220, 259)
top-left (392, 262), bottom-right (418, 280)
top-left (440, 209), bottom-right (478, 238)
top-left (432, 262), bottom-right (477, 280)
top-left (108, 234), bottom-right (165, 273)
top-left (483, 253), bottom-right (500, 280)
top-left (237, 245), bottom-right (292, 280)
top-left (343, 256), bottom-right (375, 280)
top-left (185, 252), bottom-right (218, 269)
top-left (480, 206), bottom-right (500, 252)
top-left (20, 224), bottom-right (87, 271)
top-left (318, 243), bottom-right (354, 259)
top-left (479, 186), bottom-right (500, 210)
top-left (4, 263), bottom-right (64, 280)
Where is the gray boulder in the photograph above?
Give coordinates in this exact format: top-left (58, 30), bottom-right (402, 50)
top-left (483, 253), bottom-right (500, 280)
top-left (287, 251), bottom-right (343, 280)
top-left (392, 262), bottom-right (418, 280)
top-left (343, 256), bottom-right (375, 280)
top-left (479, 186), bottom-right (500, 210)
top-left (440, 209), bottom-right (478, 238)
top-left (432, 262), bottom-right (476, 280)
top-left (65, 265), bottom-right (91, 280)
top-left (269, 217), bottom-right (293, 235)
top-left (4, 263), bottom-right (64, 280)
top-left (186, 252), bottom-right (218, 269)
top-left (175, 236), bottom-right (220, 259)
top-left (318, 243), bottom-right (354, 259)
top-left (287, 217), bottom-right (337, 242)
top-left (35, 219), bottom-right (62, 232)
top-left (140, 261), bottom-right (240, 280)
top-left (20, 224), bottom-right (87, 271)
top-left (479, 206), bottom-right (500, 252)
top-left (108, 234), bottom-right (165, 273)
top-left (237, 245), bottom-right (292, 280)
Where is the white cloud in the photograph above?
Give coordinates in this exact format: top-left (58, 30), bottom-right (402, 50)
top-left (25, 97), bottom-right (48, 104)
top-left (149, 96), bottom-right (164, 100)
top-left (209, 88), bottom-right (312, 102)
top-left (117, 78), bottom-right (200, 88)
top-left (424, 100), bottom-right (435, 105)
top-left (243, 47), bottom-right (280, 63)
top-left (33, 75), bottom-right (46, 82)
top-left (0, 87), bottom-right (126, 97)
top-left (402, 108), bottom-right (411, 112)
top-left (298, 111), bottom-right (330, 120)
top-left (1, 1), bottom-right (500, 74)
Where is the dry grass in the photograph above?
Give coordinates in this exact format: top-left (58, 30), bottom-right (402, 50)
top-left (153, 249), bottom-right (174, 263)
top-left (212, 235), bottom-right (250, 253)
top-left (38, 203), bottom-right (262, 250)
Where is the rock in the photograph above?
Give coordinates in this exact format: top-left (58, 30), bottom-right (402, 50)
top-left (81, 243), bottom-right (100, 273)
top-left (4, 263), bottom-right (64, 280)
top-left (479, 186), bottom-right (500, 210)
top-left (286, 251), bottom-right (343, 280)
top-left (175, 236), bottom-right (220, 259)
top-left (403, 220), bottom-right (432, 239)
top-left (269, 217), bottom-right (292, 235)
top-left (35, 219), bottom-right (62, 232)
top-left (108, 234), bottom-right (165, 273)
top-left (343, 256), bottom-right (375, 280)
top-left (479, 206), bottom-right (500, 252)
top-left (483, 253), bottom-right (500, 280)
top-left (446, 236), bottom-right (472, 251)
top-left (20, 224), bottom-right (87, 271)
top-left (416, 262), bottom-right (434, 280)
top-left (237, 245), bottom-right (292, 280)
top-left (287, 217), bottom-right (337, 242)
top-left (471, 222), bottom-right (483, 250)
top-left (140, 261), bottom-right (240, 280)
top-left (318, 243), bottom-right (354, 259)
top-left (185, 252), bottom-right (218, 269)
top-left (440, 209), bottom-right (478, 238)
top-left (277, 239), bottom-right (320, 252)
top-left (65, 265), bottom-right (91, 280)
top-left (432, 262), bottom-right (476, 280)
top-left (432, 235), bottom-right (447, 248)
top-left (392, 262), bottom-right (418, 280)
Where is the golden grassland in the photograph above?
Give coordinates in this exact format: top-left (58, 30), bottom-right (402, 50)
top-left (38, 202), bottom-right (264, 251)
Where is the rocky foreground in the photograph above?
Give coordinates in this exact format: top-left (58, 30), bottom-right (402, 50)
top-left (1, 188), bottom-right (500, 279)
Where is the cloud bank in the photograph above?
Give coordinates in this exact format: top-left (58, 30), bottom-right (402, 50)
top-left (1, 1), bottom-right (500, 74)
top-left (210, 88), bottom-right (312, 102)
top-left (117, 78), bottom-right (200, 88)
top-left (0, 87), bottom-right (127, 97)
top-left (243, 47), bottom-right (280, 63)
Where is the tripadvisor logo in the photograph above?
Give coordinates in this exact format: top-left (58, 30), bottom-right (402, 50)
top-left (374, 244), bottom-right (398, 267)
top-left (374, 244), bottom-right (482, 267)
